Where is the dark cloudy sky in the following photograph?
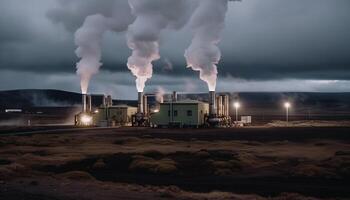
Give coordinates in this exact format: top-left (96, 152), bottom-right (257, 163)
top-left (0, 0), bottom-right (349, 99)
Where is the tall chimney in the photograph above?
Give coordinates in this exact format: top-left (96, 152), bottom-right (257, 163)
top-left (87, 95), bottom-right (92, 112)
top-left (209, 91), bottom-right (216, 116)
top-left (172, 91), bottom-right (178, 102)
top-left (82, 94), bottom-right (87, 113)
top-left (138, 92), bottom-right (144, 113)
top-left (143, 94), bottom-right (148, 115)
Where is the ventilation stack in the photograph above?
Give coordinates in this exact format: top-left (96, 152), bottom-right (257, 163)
top-left (82, 94), bottom-right (87, 113)
top-left (143, 94), bottom-right (148, 115)
top-left (138, 92), bottom-right (144, 114)
top-left (209, 91), bottom-right (216, 116)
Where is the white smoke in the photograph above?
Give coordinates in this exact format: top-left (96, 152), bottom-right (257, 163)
top-left (74, 1), bottom-right (134, 94)
top-left (185, 0), bottom-right (229, 92)
top-left (126, 0), bottom-right (196, 92)
top-left (156, 86), bottom-right (166, 103)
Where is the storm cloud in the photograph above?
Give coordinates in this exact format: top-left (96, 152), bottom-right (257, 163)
top-left (0, 0), bottom-right (349, 96)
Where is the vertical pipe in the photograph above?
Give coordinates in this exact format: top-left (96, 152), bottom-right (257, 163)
top-left (172, 91), bottom-right (177, 102)
top-left (223, 95), bottom-right (229, 117)
top-left (222, 95), bottom-right (226, 116)
top-left (143, 94), bottom-right (148, 115)
top-left (209, 91), bottom-right (216, 116)
top-left (138, 92), bottom-right (144, 113)
top-left (102, 95), bottom-right (106, 107)
top-left (87, 95), bottom-right (92, 112)
top-left (82, 94), bottom-right (87, 113)
top-left (106, 95), bottom-right (113, 107)
top-left (217, 95), bottom-right (223, 116)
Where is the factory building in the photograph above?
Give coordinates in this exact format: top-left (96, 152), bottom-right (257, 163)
top-left (95, 105), bottom-right (137, 126)
top-left (75, 94), bottom-right (137, 127)
top-left (151, 100), bottom-right (209, 128)
top-left (150, 91), bottom-right (231, 128)
top-left (76, 91), bottom-right (231, 128)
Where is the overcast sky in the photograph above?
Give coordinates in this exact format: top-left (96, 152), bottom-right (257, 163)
top-left (0, 0), bottom-right (349, 99)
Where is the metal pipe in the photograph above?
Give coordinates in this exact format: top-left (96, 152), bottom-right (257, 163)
top-left (102, 95), bottom-right (106, 107)
top-left (217, 95), bottom-right (223, 116)
top-left (106, 95), bottom-right (113, 107)
top-left (143, 94), bottom-right (148, 115)
top-left (209, 91), bottom-right (216, 116)
top-left (172, 91), bottom-right (177, 102)
top-left (138, 92), bottom-right (144, 113)
top-left (87, 95), bottom-right (92, 112)
top-left (82, 94), bottom-right (87, 113)
top-left (222, 95), bottom-right (229, 117)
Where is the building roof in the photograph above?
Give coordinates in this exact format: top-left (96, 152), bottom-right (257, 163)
top-left (162, 99), bottom-right (207, 105)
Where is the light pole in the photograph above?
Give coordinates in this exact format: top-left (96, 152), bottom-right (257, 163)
top-left (234, 102), bottom-right (240, 122)
top-left (284, 102), bottom-right (291, 123)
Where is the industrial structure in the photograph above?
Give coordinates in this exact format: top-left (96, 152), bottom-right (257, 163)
top-left (151, 91), bottom-right (231, 127)
top-left (150, 99), bottom-right (209, 128)
top-left (75, 94), bottom-right (137, 127)
top-left (75, 91), bottom-right (232, 128)
top-left (206, 91), bottom-right (231, 127)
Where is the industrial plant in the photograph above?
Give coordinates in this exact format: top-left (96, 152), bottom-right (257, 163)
top-left (75, 90), bottom-right (237, 128)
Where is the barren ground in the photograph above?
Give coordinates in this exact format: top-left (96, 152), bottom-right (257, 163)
top-left (0, 126), bottom-right (349, 200)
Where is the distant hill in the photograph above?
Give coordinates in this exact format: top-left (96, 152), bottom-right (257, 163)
top-left (1, 89), bottom-right (350, 117)
top-left (0, 89), bottom-right (138, 109)
top-left (0, 89), bottom-right (82, 108)
top-left (172, 92), bottom-right (350, 117)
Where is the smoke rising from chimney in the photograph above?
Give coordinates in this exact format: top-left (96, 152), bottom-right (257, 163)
top-left (74, 1), bottom-right (134, 94)
top-left (126, 0), bottom-right (196, 92)
top-left (185, 0), bottom-right (229, 92)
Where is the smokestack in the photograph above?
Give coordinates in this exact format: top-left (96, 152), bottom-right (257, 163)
top-left (138, 92), bottom-right (144, 113)
top-left (82, 94), bottom-right (87, 113)
top-left (87, 95), bottom-right (92, 112)
top-left (102, 95), bottom-right (106, 107)
top-left (106, 95), bottom-right (113, 107)
top-left (209, 91), bottom-right (216, 116)
top-left (143, 94), bottom-right (148, 115)
top-left (172, 91), bottom-right (178, 102)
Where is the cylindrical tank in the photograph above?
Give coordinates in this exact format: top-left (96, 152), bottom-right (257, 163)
top-left (216, 95), bottom-right (223, 116)
top-left (224, 95), bottom-right (230, 117)
top-left (209, 91), bottom-right (216, 116)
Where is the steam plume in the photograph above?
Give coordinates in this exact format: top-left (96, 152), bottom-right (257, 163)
top-left (74, 1), bottom-right (134, 94)
top-left (127, 0), bottom-right (195, 92)
top-left (185, 0), bottom-right (229, 91)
